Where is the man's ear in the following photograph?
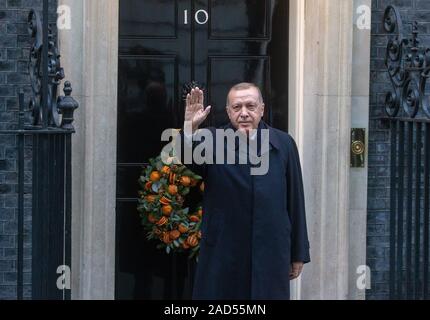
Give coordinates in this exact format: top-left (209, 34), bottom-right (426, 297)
top-left (261, 103), bottom-right (265, 117)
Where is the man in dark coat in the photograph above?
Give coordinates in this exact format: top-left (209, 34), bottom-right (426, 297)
top-left (180, 83), bottom-right (310, 300)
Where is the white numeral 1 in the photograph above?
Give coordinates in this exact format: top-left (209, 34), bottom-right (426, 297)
top-left (184, 9), bottom-right (188, 25)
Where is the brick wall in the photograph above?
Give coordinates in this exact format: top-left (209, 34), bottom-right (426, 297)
top-left (0, 0), bottom-right (57, 300)
top-left (367, 0), bottom-right (430, 300)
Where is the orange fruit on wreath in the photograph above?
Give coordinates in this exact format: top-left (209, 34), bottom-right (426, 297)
top-left (159, 196), bottom-right (172, 205)
top-left (190, 178), bottom-right (198, 187)
top-left (178, 223), bottom-right (189, 233)
top-left (161, 166), bottom-right (170, 175)
top-left (146, 195), bottom-right (156, 203)
top-left (189, 215), bottom-right (200, 222)
top-left (167, 184), bottom-right (178, 195)
top-left (162, 205), bottom-right (173, 216)
top-left (180, 176), bottom-right (191, 187)
top-left (186, 234), bottom-right (199, 247)
top-left (150, 171), bottom-right (161, 182)
top-left (157, 216), bottom-right (168, 226)
top-left (144, 181), bottom-right (152, 190)
top-left (169, 230), bottom-right (181, 240)
top-left (162, 232), bottom-right (172, 244)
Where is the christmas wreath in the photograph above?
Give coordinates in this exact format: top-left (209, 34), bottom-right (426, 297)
top-left (137, 154), bottom-right (205, 259)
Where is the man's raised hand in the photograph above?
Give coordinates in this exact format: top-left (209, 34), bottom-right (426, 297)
top-left (184, 87), bottom-right (211, 132)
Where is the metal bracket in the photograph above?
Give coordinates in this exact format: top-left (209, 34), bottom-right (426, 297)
top-left (351, 128), bottom-right (366, 168)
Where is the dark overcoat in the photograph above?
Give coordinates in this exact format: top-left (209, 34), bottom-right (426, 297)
top-left (180, 120), bottom-right (310, 300)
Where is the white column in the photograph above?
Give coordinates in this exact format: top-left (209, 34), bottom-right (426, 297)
top-left (348, 0), bottom-right (371, 300)
top-left (289, 0), bottom-right (358, 299)
top-left (58, 0), bottom-right (119, 299)
top-left (288, 0), bottom-right (306, 300)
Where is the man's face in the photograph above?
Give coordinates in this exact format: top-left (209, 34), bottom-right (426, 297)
top-left (226, 87), bottom-right (265, 135)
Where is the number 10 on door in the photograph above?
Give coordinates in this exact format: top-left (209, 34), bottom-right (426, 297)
top-left (184, 9), bottom-right (209, 25)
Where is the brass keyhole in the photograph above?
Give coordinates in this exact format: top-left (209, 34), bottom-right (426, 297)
top-left (352, 140), bottom-right (365, 155)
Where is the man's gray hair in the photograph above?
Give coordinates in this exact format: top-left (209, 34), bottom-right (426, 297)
top-left (226, 82), bottom-right (264, 107)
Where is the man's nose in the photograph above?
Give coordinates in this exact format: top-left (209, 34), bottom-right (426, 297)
top-left (239, 106), bottom-right (249, 118)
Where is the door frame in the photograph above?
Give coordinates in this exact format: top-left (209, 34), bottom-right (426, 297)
top-left (59, 0), bottom-right (371, 300)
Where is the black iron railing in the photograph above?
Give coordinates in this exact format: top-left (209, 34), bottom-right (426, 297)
top-left (382, 5), bottom-right (430, 300)
top-left (0, 0), bottom-right (78, 300)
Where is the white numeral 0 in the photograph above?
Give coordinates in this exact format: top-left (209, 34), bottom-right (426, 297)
top-left (184, 9), bottom-right (209, 25)
top-left (195, 9), bottom-right (209, 25)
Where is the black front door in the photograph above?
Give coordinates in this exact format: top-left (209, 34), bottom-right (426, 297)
top-left (116, 0), bottom-right (289, 299)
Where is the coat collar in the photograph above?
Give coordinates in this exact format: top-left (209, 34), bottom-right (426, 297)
top-left (259, 120), bottom-right (281, 151)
